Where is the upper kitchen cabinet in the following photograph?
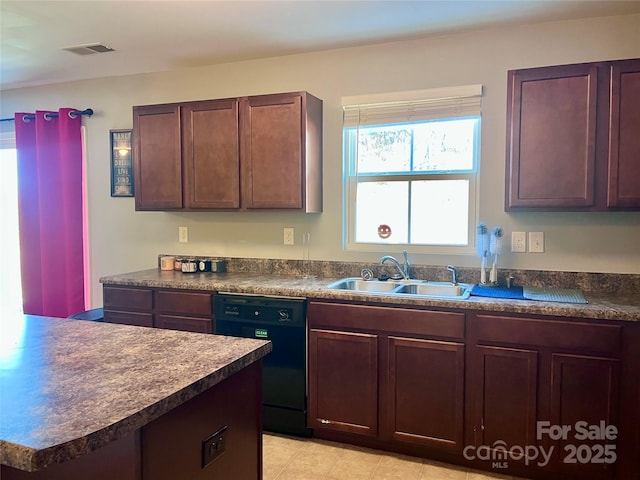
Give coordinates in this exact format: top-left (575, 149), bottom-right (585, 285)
top-left (132, 91), bottom-right (322, 212)
top-left (182, 99), bottom-right (241, 209)
top-left (608, 60), bottom-right (640, 208)
top-left (505, 58), bottom-right (640, 211)
top-left (241, 92), bottom-right (323, 211)
top-left (133, 103), bottom-right (183, 210)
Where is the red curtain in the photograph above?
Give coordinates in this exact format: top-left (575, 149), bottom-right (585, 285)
top-left (15, 109), bottom-right (86, 317)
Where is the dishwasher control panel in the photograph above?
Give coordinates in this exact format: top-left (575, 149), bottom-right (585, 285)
top-left (215, 293), bottom-right (306, 326)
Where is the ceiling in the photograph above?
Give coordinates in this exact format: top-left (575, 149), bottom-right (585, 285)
top-left (2, 0), bottom-right (640, 91)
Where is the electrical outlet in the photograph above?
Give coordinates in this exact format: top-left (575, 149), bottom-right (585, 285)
top-left (283, 227), bottom-right (294, 245)
top-left (529, 232), bottom-right (544, 253)
top-left (511, 231), bottom-right (526, 253)
top-left (178, 226), bottom-right (188, 243)
top-left (202, 426), bottom-right (227, 468)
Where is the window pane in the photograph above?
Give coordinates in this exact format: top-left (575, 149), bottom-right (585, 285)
top-left (355, 182), bottom-right (408, 244)
top-left (410, 180), bottom-right (469, 245)
top-left (354, 125), bottom-right (411, 173)
top-left (412, 118), bottom-right (477, 171)
top-left (352, 117), bottom-right (477, 175)
top-left (0, 148), bottom-right (23, 315)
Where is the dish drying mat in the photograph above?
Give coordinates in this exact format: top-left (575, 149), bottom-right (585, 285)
top-left (471, 285), bottom-right (525, 299)
top-left (522, 286), bottom-right (588, 304)
top-left (471, 285), bottom-right (587, 304)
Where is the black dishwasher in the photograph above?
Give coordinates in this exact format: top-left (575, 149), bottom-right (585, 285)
top-left (213, 292), bottom-right (311, 437)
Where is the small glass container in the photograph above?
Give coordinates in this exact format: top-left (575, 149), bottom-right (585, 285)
top-left (198, 259), bottom-right (212, 272)
top-left (160, 256), bottom-right (175, 271)
top-left (181, 258), bottom-right (197, 273)
top-left (174, 257), bottom-right (183, 271)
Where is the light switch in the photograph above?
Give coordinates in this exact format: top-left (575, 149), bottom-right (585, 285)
top-left (529, 232), bottom-right (544, 253)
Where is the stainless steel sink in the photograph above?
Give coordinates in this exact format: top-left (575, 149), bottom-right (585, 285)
top-left (394, 282), bottom-right (471, 299)
top-left (326, 278), bottom-right (472, 300)
top-left (326, 278), bottom-right (401, 293)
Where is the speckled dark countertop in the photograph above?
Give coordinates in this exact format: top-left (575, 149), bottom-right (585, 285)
top-left (100, 264), bottom-right (640, 322)
top-left (0, 314), bottom-right (271, 472)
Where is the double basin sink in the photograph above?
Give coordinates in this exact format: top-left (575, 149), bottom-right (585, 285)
top-left (326, 278), bottom-right (473, 300)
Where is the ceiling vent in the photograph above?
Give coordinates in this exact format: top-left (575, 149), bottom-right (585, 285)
top-left (62, 43), bottom-right (115, 55)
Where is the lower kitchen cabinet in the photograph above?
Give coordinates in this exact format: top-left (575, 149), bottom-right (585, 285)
top-left (466, 313), bottom-right (622, 480)
top-left (154, 290), bottom-right (212, 333)
top-left (468, 345), bottom-right (538, 450)
top-left (103, 285), bottom-right (212, 333)
top-left (388, 336), bottom-right (464, 452)
top-left (308, 300), bottom-right (638, 480)
top-left (307, 300), bottom-right (466, 454)
top-left (103, 286), bottom-right (154, 327)
top-left (308, 329), bottom-right (378, 436)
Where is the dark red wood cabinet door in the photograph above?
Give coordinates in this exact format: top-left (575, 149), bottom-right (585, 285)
top-left (608, 59), bottom-right (640, 208)
top-left (133, 104), bottom-right (183, 210)
top-left (308, 328), bottom-right (378, 437)
top-left (506, 64), bottom-right (598, 209)
top-left (241, 93), bottom-right (303, 209)
top-left (387, 336), bottom-right (464, 453)
top-left (470, 345), bottom-right (538, 450)
top-left (548, 354), bottom-right (619, 479)
top-left (182, 99), bottom-right (240, 209)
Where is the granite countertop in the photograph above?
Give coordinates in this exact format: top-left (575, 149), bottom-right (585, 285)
top-left (100, 268), bottom-right (640, 322)
top-left (0, 314), bottom-right (272, 472)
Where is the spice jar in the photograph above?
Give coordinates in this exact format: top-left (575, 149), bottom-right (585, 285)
top-left (181, 258), bottom-right (197, 273)
top-left (160, 256), bottom-right (175, 271)
top-left (198, 259), bottom-right (212, 272)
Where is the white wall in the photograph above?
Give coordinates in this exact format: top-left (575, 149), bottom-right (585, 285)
top-left (2, 14), bottom-right (640, 307)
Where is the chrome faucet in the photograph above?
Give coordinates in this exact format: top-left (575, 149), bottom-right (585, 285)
top-left (446, 265), bottom-right (459, 285)
top-left (381, 250), bottom-right (411, 280)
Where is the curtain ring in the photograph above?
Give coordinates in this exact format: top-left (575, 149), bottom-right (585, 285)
top-left (68, 111), bottom-right (77, 119)
top-left (43, 113), bottom-right (54, 121)
top-left (22, 115), bottom-right (31, 123)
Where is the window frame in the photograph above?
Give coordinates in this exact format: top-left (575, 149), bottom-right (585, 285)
top-left (342, 86), bottom-right (482, 255)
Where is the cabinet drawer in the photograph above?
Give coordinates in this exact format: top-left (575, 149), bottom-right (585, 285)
top-left (473, 314), bottom-right (622, 355)
top-left (308, 301), bottom-right (464, 339)
top-left (155, 314), bottom-right (212, 333)
top-left (155, 290), bottom-right (212, 316)
top-left (104, 310), bottom-right (153, 327)
top-left (104, 286), bottom-right (153, 310)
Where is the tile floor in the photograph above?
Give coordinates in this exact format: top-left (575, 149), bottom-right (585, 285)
top-left (263, 433), bottom-right (531, 480)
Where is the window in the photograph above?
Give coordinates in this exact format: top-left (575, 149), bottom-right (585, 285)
top-left (342, 85), bottom-right (482, 254)
top-left (0, 143), bottom-right (23, 315)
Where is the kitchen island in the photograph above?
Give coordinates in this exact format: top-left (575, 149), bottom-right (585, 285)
top-left (0, 314), bottom-right (271, 480)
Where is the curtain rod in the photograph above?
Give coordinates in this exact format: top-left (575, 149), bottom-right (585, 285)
top-left (0, 108), bottom-right (94, 123)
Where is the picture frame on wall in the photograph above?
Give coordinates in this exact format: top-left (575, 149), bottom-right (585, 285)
top-left (110, 129), bottom-right (134, 197)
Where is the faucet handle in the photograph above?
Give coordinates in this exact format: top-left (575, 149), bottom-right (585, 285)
top-left (446, 265), bottom-right (458, 285)
top-left (361, 268), bottom-right (374, 281)
top-left (402, 250), bottom-right (411, 279)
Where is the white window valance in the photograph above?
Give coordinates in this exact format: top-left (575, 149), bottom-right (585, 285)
top-left (342, 84), bottom-right (483, 127)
